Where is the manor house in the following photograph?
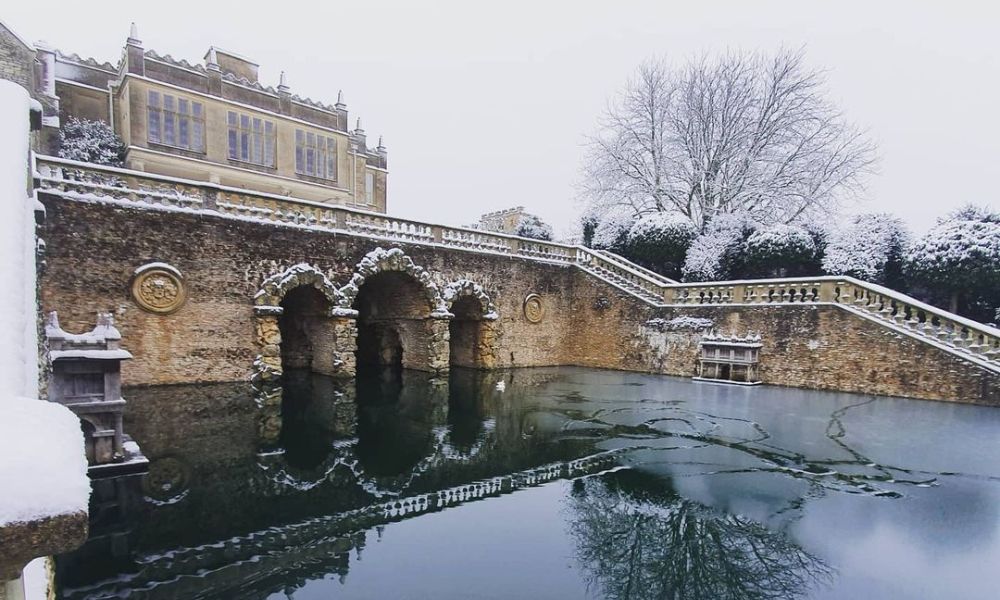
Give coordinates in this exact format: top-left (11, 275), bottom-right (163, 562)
top-left (0, 21), bottom-right (387, 210)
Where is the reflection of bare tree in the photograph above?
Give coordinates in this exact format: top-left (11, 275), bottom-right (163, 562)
top-left (567, 470), bottom-right (832, 600)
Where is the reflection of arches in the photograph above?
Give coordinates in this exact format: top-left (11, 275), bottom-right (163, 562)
top-left (444, 280), bottom-right (499, 369)
top-left (347, 248), bottom-right (451, 373)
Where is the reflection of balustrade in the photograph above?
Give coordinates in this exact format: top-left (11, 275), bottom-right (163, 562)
top-left (33, 155), bottom-right (1000, 371)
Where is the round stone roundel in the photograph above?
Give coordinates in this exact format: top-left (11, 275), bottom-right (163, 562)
top-left (132, 263), bottom-right (187, 314)
top-left (523, 293), bottom-right (544, 323)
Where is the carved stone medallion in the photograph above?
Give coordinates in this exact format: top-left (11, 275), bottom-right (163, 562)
top-left (523, 293), bottom-right (544, 323)
top-left (132, 264), bottom-right (186, 314)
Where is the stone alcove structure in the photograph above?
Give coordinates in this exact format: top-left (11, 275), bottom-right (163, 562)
top-left (253, 248), bottom-right (500, 379)
top-left (443, 279), bottom-right (500, 369)
top-left (341, 247), bottom-right (452, 374)
top-left (253, 264), bottom-right (356, 379)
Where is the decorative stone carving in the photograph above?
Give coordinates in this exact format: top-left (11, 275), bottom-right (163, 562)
top-left (523, 294), bottom-right (544, 323)
top-left (132, 262), bottom-right (186, 314)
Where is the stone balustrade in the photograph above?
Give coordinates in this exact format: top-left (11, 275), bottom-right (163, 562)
top-left (32, 154), bottom-right (1000, 373)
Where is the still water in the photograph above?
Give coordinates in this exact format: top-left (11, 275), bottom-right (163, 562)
top-left (57, 367), bottom-right (1000, 599)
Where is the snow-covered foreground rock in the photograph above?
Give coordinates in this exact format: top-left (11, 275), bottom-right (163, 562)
top-left (0, 397), bottom-right (90, 527)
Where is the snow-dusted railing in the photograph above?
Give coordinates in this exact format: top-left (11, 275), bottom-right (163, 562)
top-left (665, 275), bottom-right (1000, 370)
top-left (575, 246), bottom-right (668, 300)
top-left (32, 155), bottom-right (1000, 370)
top-left (591, 247), bottom-right (679, 286)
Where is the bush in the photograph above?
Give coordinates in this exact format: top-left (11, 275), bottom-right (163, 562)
top-left (623, 213), bottom-right (696, 278)
top-left (58, 117), bottom-right (126, 166)
top-left (514, 214), bottom-right (554, 241)
top-left (743, 224), bottom-right (819, 278)
top-left (904, 204), bottom-right (1000, 320)
top-left (682, 214), bottom-right (753, 281)
top-left (591, 205), bottom-right (635, 253)
top-left (822, 213), bottom-right (909, 286)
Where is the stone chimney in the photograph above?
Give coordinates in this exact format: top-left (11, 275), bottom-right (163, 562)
top-left (205, 47), bottom-right (222, 96)
top-left (335, 90), bottom-right (348, 131)
top-left (124, 22), bottom-right (144, 76)
top-left (351, 117), bottom-right (367, 153)
top-left (277, 71), bottom-right (292, 114)
top-left (205, 46), bottom-right (259, 82)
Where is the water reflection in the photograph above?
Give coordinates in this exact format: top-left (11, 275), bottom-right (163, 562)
top-left (55, 367), bottom-right (1000, 600)
top-left (568, 469), bottom-right (832, 600)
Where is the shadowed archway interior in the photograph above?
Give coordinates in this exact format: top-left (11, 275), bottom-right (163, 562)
top-left (278, 285), bottom-right (340, 376)
top-left (449, 295), bottom-right (486, 368)
top-left (353, 271), bottom-right (435, 372)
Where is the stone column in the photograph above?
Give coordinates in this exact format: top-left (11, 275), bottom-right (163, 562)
top-left (254, 314), bottom-right (283, 378)
top-left (477, 320), bottom-right (501, 369)
top-left (427, 316), bottom-right (451, 375)
top-left (331, 313), bottom-right (359, 378)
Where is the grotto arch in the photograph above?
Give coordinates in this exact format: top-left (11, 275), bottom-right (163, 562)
top-left (342, 248), bottom-right (451, 374)
top-left (443, 279), bottom-right (499, 369)
top-left (253, 264), bottom-right (355, 378)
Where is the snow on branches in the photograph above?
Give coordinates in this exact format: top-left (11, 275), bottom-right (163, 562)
top-left (822, 213), bottom-right (908, 284)
top-left (58, 117), bottom-right (126, 166)
top-left (514, 213), bottom-right (554, 241)
top-left (580, 50), bottom-right (875, 233)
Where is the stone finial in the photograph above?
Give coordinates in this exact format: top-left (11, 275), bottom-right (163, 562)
top-left (354, 117), bottom-right (364, 134)
top-left (206, 47), bottom-right (220, 71)
top-left (335, 90), bottom-right (346, 109)
top-left (377, 135), bottom-right (385, 151)
top-left (127, 22), bottom-right (141, 46)
top-left (278, 71), bottom-right (290, 93)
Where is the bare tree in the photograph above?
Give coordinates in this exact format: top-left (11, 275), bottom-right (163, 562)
top-left (580, 49), bottom-right (876, 232)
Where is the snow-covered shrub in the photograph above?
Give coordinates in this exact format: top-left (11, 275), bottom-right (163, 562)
top-left (681, 214), bottom-right (752, 281)
top-left (823, 213), bottom-right (909, 286)
top-left (624, 213), bottom-right (697, 278)
top-left (514, 214), bottom-right (554, 241)
top-left (743, 223), bottom-right (819, 278)
top-left (591, 205), bottom-right (636, 252)
top-left (58, 117), bottom-right (125, 166)
top-left (905, 204), bottom-right (1000, 320)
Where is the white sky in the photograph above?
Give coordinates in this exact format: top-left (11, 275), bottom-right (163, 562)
top-left (5, 0), bottom-right (999, 235)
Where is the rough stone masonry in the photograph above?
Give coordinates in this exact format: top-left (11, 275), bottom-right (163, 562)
top-left (38, 194), bottom-right (1000, 405)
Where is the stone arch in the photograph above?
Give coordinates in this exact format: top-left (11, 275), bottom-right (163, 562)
top-left (442, 279), bottom-right (499, 320)
top-left (255, 263), bottom-right (346, 310)
top-left (337, 247), bottom-right (447, 315)
top-left (443, 279), bottom-right (500, 369)
top-left (345, 248), bottom-right (451, 373)
top-left (253, 264), bottom-right (356, 380)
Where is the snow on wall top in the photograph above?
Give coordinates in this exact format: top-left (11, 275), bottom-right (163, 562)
top-left (0, 397), bottom-right (90, 526)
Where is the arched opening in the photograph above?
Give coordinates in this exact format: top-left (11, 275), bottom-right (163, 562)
top-left (449, 296), bottom-right (486, 368)
top-left (278, 285), bottom-right (339, 376)
top-left (353, 271), bottom-right (438, 372)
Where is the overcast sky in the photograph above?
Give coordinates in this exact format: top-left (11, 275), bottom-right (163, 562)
top-left (5, 1), bottom-right (999, 236)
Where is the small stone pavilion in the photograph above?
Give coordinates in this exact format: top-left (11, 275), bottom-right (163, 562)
top-left (695, 331), bottom-right (763, 385)
top-left (46, 312), bottom-right (146, 471)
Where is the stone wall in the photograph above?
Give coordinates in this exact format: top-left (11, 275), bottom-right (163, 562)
top-left (38, 195), bottom-right (999, 404)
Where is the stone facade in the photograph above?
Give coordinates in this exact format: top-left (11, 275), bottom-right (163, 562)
top-left (0, 21), bottom-right (388, 210)
top-left (38, 195), bottom-right (1000, 404)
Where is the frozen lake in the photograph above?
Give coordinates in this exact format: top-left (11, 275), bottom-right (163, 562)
top-left (57, 367), bottom-right (1000, 599)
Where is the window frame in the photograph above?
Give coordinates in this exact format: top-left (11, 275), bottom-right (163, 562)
top-left (294, 128), bottom-right (338, 181)
top-left (147, 89), bottom-right (205, 153)
top-left (227, 110), bottom-right (277, 168)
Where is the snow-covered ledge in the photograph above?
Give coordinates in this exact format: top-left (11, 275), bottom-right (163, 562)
top-left (0, 398), bottom-right (90, 581)
top-left (0, 81), bottom-right (90, 595)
